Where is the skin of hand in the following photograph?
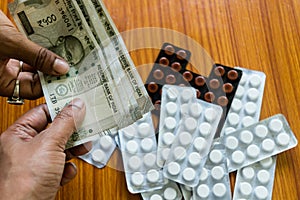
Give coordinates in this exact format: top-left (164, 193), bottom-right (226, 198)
top-left (0, 10), bottom-right (70, 99)
top-left (0, 99), bottom-right (89, 200)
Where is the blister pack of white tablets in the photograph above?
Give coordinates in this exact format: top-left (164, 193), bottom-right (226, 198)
top-left (179, 184), bottom-right (193, 200)
top-left (221, 114), bottom-right (298, 172)
top-left (193, 144), bottom-right (231, 200)
top-left (141, 180), bottom-right (182, 200)
top-left (220, 67), bottom-right (266, 136)
top-left (233, 156), bottom-right (277, 200)
top-left (157, 85), bottom-right (197, 167)
top-left (163, 99), bottom-right (223, 187)
top-left (79, 134), bottom-right (117, 168)
top-left (118, 113), bottom-right (166, 194)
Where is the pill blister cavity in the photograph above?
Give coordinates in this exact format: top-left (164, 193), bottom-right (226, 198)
top-left (150, 194), bottom-right (162, 200)
top-left (147, 169), bottom-right (160, 183)
top-left (257, 170), bottom-right (271, 184)
top-left (242, 166), bottom-right (255, 180)
top-left (262, 138), bottom-right (275, 152)
top-left (141, 138), bottom-right (154, 152)
top-left (188, 152), bottom-right (201, 167)
top-left (184, 117), bottom-right (197, 132)
top-left (255, 125), bottom-right (268, 138)
top-left (167, 87), bottom-right (179, 100)
top-left (181, 88), bottom-right (194, 102)
top-left (254, 186), bottom-right (269, 199)
top-left (240, 130), bottom-right (254, 144)
top-left (276, 132), bottom-right (290, 146)
top-left (247, 88), bottom-right (259, 101)
top-left (99, 135), bottom-right (113, 150)
top-left (166, 102), bottom-right (178, 115)
top-left (213, 183), bottom-right (227, 197)
top-left (163, 132), bottom-right (175, 146)
top-left (189, 102), bottom-right (202, 118)
top-left (197, 184), bottom-right (210, 198)
top-left (240, 182), bottom-right (253, 196)
top-left (164, 187), bottom-right (177, 200)
top-left (199, 168), bottom-right (209, 181)
top-left (179, 131), bottom-right (192, 146)
top-left (138, 122), bottom-right (151, 137)
top-left (204, 108), bottom-right (217, 122)
top-left (228, 113), bottom-right (240, 126)
top-left (128, 155), bottom-right (141, 170)
top-left (232, 150), bottom-right (245, 164)
top-left (249, 74), bottom-right (261, 88)
top-left (246, 144), bottom-right (260, 158)
top-left (268, 118), bottom-right (283, 133)
top-left (182, 168), bottom-right (196, 182)
top-left (193, 137), bottom-right (207, 152)
top-left (209, 149), bottom-right (223, 164)
top-left (164, 117), bottom-right (177, 130)
top-left (173, 146), bottom-right (187, 161)
top-left (144, 153), bottom-right (156, 167)
top-left (126, 140), bottom-right (139, 154)
top-left (92, 149), bottom-right (106, 163)
top-left (226, 136), bottom-right (239, 150)
top-left (211, 166), bottom-right (225, 180)
top-left (131, 172), bottom-right (144, 186)
top-left (199, 122), bottom-right (212, 137)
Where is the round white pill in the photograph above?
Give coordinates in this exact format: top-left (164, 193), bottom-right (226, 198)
top-left (231, 99), bottom-right (243, 112)
top-left (164, 187), bottom-right (177, 200)
top-left (250, 74), bottom-right (261, 88)
top-left (179, 131), bottom-right (192, 146)
top-left (181, 88), bottom-right (194, 102)
top-left (242, 116), bottom-right (255, 127)
top-left (183, 168), bottom-right (196, 182)
top-left (188, 152), bottom-right (201, 167)
top-left (257, 170), bottom-right (270, 184)
top-left (138, 122), bottom-right (151, 137)
top-left (141, 138), bottom-right (154, 152)
top-left (255, 125), bottom-right (268, 138)
top-left (161, 148), bottom-right (170, 161)
top-left (213, 183), bottom-right (227, 198)
top-left (184, 117), bottom-right (198, 132)
top-left (239, 73), bottom-right (248, 85)
top-left (211, 166), bottom-right (225, 180)
top-left (165, 102), bottom-right (178, 116)
top-left (128, 155), bottom-right (141, 170)
top-left (150, 194), bottom-right (162, 200)
top-left (242, 166), bottom-right (255, 180)
top-left (164, 117), bottom-right (177, 130)
top-left (240, 182), bottom-right (252, 196)
top-left (225, 127), bottom-right (236, 135)
top-left (193, 137), bottom-right (207, 152)
top-left (228, 113), bottom-right (240, 126)
top-left (99, 135), bottom-right (113, 150)
top-left (196, 184), bottom-right (210, 198)
top-left (131, 172), bottom-right (144, 186)
top-left (262, 138), bottom-right (275, 152)
top-left (167, 162), bottom-right (181, 176)
top-left (92, 149), bottom-right (106, 163)
top-left (147, 169), bottom-right (160, 183)
top-left (240, 130), bottom-right (254, 144)
top-left (247, 88), bottom-right (260, 101)
top-left (173, 146), bottom-right (187, 161)
top-left (209, 149), bottom-right (223, 164)
top-left (232, 150), bottom-right (245, 164)
top-left (225, 136), bottom-right (239, 150)
top-left (276, 132), bottom-right (290, 146)
top-left (269, 118), bottom-right (283, 133)
top-left (247, 144), bottom-right (260, 158)
top-left (199, 168), bottom-right (209, 181)
top-left (167, 87), bottom-right (179, 100)
top-left (126, 140), bottom-right (139, 154)
top-left (204, 108), bottom-right (217, 122)
top-left (254, 186), bottom-right (269, 199)
top-left (199, 122), bottom-right (212, 137)
top-left (189, 102), bottom-right (203, 118)
top-left (235, 86), bottom-right (245, 98)
top-left (163, 132), bottom-right (175, 146)
top-left (245, 102), bottom-right (257, 115)
top-left (180, 103), bottom-right (189, 115)
top-left (143, 153), bottom-right (156, 167)
top-left (259, 157), bottom-right (273, 168)
top-left (123, 126), bottom-right (136, 139)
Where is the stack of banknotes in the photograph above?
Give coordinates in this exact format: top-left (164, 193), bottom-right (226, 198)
top-left (9, 0), bottom-right (153, 148)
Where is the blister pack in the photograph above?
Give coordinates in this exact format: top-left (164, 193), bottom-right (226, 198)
top-left (79, 134), bottom-right (117, 168)
top-left (192, 144), bottom-right (231, 200)
top-left (156, 85), bottom-right (197, 167)
top-left (220, 114), bottom-right (298, 172)
top-left (118, 113), bottom-right (166, 194)
top-left (233, 156), bottom-right (277, 200)
top-left (163, 98), bottom-right (223, 187)
top-left (141, 180), bottom-right (183, 200)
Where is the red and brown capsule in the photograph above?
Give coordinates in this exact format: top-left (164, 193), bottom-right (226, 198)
top-left (166, 74), bottom-right (176, 84)
top-left (195, 76), bottom-right (206, 87)
top-left (204, 92), bottom-right (215, 102)
top-left (164, 45), bottom-right (175, 55)
top-left (147, 82), bottom-right (159, 93)
top-left (183, 71), bottom-right (194, 82)
top-left (209, 79), bottom-right (220, 89)
top-left (227, 70), bottom-right (239, 80)
top-left (176, 50), bottom-right (187, 60)
top-left (214, 66), bottom-right (225, 77)
top-left (223, 83), bottom-right (233, 93)
top-left (159, 57), bottom-right (169, 66)
top-left (217, 96), bottom-right (229, 107)
top-left (153, 69), bottom-right (164, 80)
top-left (171, 62), bottom-right (182, 72)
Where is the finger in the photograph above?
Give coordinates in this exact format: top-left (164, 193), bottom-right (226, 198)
top-left (21, 62), bottom-right (38, 73)
top-left (18, 71), bottom-right (43, 99)
top-left (65, 142), bottom-right (92, 160)
top-left (60, 162), bottom-right (77, 186)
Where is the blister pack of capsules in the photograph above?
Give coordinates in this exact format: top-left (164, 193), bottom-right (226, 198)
top-left (163, 88), bottom-right (223, 187)
top-left (192, 144), bottom-right (231, 200)
top-left (156, 85), bottom-right (197, 167)
top-left (79, 134), bottom-right (116, 168)
top-left (233, 156), bottom-right (277, 200)
top-left (220, 114), bottom-right (297, 172)
top-left (141, 180), bottom-right (182, 200)
top-left (118, 113), bottom-right (166, 194)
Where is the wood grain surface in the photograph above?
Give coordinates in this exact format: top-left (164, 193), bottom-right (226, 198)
top-left (1, 0), bottom-right (299, 199)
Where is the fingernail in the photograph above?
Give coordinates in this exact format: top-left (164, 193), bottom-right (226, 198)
top-left (53, 59), bottom-right (70, 74)
top-left (71, 98), bottom-right (85, 110)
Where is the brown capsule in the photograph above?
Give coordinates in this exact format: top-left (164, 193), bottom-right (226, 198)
top-left (153, 69), bottom-right (164, 80)
top-left (214, 66), bottom-right (225, 76)
top-left (223, 83), bottom-right (233, 93)
top-left (176, 50), bottom-right (187, 60)
top-left (209, 79), bottom-right (220, 89)
top-left (171, 62), bottom-right (182, 72)
top-left (159, 57), bottom-right (169, 66)
top-left (147, 82), bottom-right (159, 93)
top-left (227, 70), bottom-right (239, 80)
top-left (196, 89), bottom-right (201, 98)
top-left (204, 92), bottom-right (215, 102)
top-left (166, 74), bottom-right (176, 84)
top-left (217, 96), bottom-right (229, 107)
top-left (195, 76), bottom-right (206, 87)
top-left (164, 45), bottom-right (175, 55)
top-left (183, 71), bottom-right (193, 82)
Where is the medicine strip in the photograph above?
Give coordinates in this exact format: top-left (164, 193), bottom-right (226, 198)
top-left (141, 180), bottom-right (182, 200)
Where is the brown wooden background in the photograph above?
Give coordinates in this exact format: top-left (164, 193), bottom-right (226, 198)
top-left (1, 0), bottom-right (299, 199)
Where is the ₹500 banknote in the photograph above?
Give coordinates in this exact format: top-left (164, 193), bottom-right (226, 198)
top-left (9, 0), bottom-right (153, 148)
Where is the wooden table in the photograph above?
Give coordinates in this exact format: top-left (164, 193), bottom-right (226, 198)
top-left (1, 0), bottom-right (299, 199)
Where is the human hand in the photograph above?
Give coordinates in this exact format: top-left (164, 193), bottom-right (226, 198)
top-left (0, 99), bottom-right (89, 200)
top-left (0, 10), bottom-right (70, 99)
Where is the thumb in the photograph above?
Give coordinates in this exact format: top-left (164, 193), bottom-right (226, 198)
top-left (43, 98), bottom-right (86, 148)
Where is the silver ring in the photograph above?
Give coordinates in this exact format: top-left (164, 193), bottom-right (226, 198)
top-left (7, 61), bottom-right (24, 105)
